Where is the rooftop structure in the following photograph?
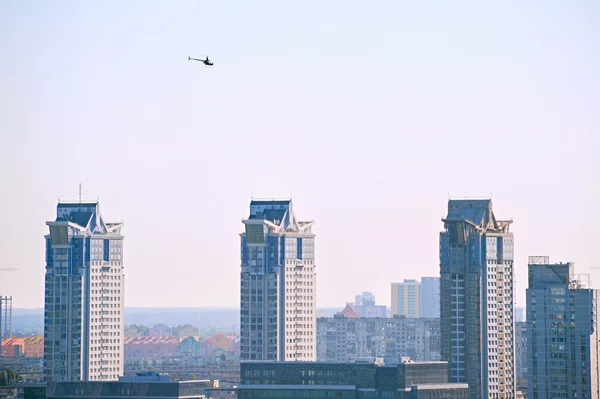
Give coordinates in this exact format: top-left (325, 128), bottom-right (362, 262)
top-left (239, 360), bottom-right (468, 398)
top-left (28, 379), bottom-right (216, 399)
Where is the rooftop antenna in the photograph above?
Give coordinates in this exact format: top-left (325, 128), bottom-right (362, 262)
top-left (79, 183), bottom-right (82, 203)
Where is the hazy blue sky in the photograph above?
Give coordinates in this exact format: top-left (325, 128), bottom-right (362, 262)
top-left (1, 1), bottom-right (598, 310)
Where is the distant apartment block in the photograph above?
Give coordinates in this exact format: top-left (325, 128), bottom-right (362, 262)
top-left (44, 201), bottom-right (124, 382)
top-left (149, 324), bottom-right (173, 336)
top-left (317, 315), bottom-right (441, 363)
top-left (0, 296), bottom-right (12, 344)
top-left (391, 279), bottom-right (420, 318)
top-left (440, 199), bottom-right (515, 399)
top-left (123, 336), bottom-right (179, 362)
top-left (352, 292), bottom-right (387, 318)
top-left (240, 199), bottom-right (316, 361)
top-left (526, 256), bottom-right (600, 399)
top-left (420, 277), bottom-right (440, 318)
top-left (515, 322), bottom-right (527, 381)
top-left (124, 325), bottom-right (148, 337)
top-left (173, 324), bottom-right (199, 338)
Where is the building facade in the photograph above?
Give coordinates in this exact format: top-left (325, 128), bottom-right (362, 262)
top-left (41, 376), bottom-right (214, 399)
top-left (239, 360), bottom-right (469, 399)
top-left (0, 296), bottom-right (12, 345)
top-left (123, 336), bottom-right (179, 363)
top-left (149, 324), bottom-right (173, 336)
top-left (440, 199), bottom-right (515, 399)
top-left (1, 336), bottom-right (44, 358)
top-left (240, 199), bottom-right (316, 361)
top-left (173, 324), bottom-right (199, 338)
top-left (526, 256), bottom-right (600, 399)
top-left (420, 277), bottom-right (440, 319)
top-left (124, 325), bottom-right (148, 337)
top-left (44, 201), bottom-right (124, 381)
top-left (391, 280), bottom-right (420, 318)
top-left (514, 307), bottom-right (525, 323)
top-left (514, 322), bottom-right (527, 382)
top-left (317, 316), bottom-right (440, 363)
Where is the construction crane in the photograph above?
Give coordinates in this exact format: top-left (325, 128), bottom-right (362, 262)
top-left (0, 268), bottom-right (17, 271)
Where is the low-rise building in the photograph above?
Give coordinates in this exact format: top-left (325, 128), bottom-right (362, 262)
top-left (317, 316), bottom-right (440, 363)
top-left (205, 334), bottom-right (236, 353)
top-left (179, 336), bottom-right (200, 357)
top-left (238, 359), bottom-right (468, 398)
top-left (124, 325), bottom-right (149, 337)
top-left (149, 324), bottom-right (173, 337)
top-left (1, 336), bottom-right (43, 358)
top-left (515, 321), bottom-right (527, 381)
top-left (24, 373), bottom-right (216, 399)
top-left (173, 324), bottom-right (199, 338)
top-left (123, 336), bottom-right (179, 362)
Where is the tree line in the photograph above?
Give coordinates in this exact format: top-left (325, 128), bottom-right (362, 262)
top-left (0, 368), bottom-right (23, 386)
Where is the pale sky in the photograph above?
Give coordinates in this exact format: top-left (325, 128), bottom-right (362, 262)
top-left (1, 1), bottom-right (598, 310)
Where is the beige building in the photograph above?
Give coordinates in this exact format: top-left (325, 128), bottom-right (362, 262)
top-left (391, 279), bottom-right (420, 318)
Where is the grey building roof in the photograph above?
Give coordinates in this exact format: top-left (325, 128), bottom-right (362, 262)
top-left (250, 200), bottom-right (291, 207)
top-left (445, 199), bottom-right (492, 224)
top-left (57, 211), bottom-right (94, 227)
top-left (57, 202), bottom-right (98, 208)
top-left (248, 208), bottom-right (287, 223)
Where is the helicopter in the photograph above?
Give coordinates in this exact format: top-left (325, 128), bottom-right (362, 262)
top-left (188, 56), bottom-right (213, 66)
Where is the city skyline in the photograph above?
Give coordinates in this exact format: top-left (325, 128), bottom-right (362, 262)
top-left (1, 1), bottom-right (599, 309)
top-left (0, 193), bottom-right (595, 311)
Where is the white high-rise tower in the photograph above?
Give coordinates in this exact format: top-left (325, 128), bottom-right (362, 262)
top-left (240, 199), bottom-right (316, 361)
top-left (44, 201), bottom-right (124, 381)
